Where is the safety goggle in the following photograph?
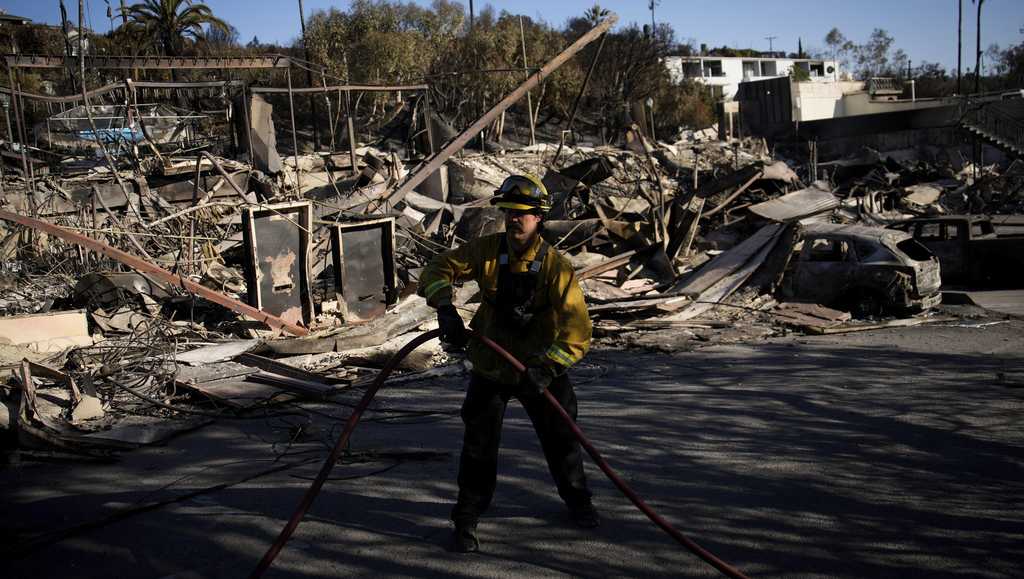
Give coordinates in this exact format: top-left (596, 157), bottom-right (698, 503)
top-left (497, 176), bottom-right (544, 200)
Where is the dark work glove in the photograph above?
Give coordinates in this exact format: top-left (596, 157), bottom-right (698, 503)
top-left (524, 363), bottom-right (558, 396)
top-left (437, 304), bottom-right (468, 349)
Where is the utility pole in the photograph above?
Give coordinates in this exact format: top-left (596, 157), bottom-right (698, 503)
top-left (648, 0), bottom-right (658, 32)
top-left (957, 0), bottom-right (963, 93)
top-left (765, 35), bottom-right (777, 55)
top-left (298, 0), bottom-right (319, 150)
top-left (975, 0), bottom-right (985, 94)
top-left (58, 1), bottom-right (77, 91)
top-left (469, 0), bottom-right (474, 32)
top-left (104, 0), bottom-right (113, 33)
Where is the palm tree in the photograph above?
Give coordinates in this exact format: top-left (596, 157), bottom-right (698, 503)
top-left (122, 0), bottom-right (229, 56)
top-left (584, 4), bottom-right (610, 26)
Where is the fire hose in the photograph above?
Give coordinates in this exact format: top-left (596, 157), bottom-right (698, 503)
top-left (250, 329), bottom-right (749, 579)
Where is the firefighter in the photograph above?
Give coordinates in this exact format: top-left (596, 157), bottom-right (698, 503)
top-left (418, 174), bottom-right (599, 553)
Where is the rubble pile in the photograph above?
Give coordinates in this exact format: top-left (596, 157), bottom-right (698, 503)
top-left (2, 76), bottom-right (1021, 461)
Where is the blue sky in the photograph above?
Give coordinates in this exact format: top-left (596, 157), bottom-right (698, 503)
top-left (6, 1), bottom-right (1024, 73)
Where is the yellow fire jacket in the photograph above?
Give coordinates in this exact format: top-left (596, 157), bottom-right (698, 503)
top-left (418, 232), bottom-right (592, 384)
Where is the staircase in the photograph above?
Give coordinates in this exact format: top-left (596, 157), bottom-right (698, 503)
top-left (959, 96), bottom-right (1024, 158)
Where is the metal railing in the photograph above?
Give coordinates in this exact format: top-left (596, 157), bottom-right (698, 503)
top-left (960, 97), bottom-right (1024, 153)
top-left (868, 77), bottom-right (902, 95)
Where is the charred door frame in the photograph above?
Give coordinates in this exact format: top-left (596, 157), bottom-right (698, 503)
top-left (242, 200), bottom-right (314, 327)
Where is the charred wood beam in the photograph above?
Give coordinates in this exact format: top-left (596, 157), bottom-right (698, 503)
top-left (697, 164), bottom-right (764, 199)
top-left (0, 80), bottom-right (245, 104)
top-left (250, 84), bottom-right (428, 94)
top-left (374, 14), bottom-right (619, 212)
top-left (0, 209), bottom-right (310, 337)
top-left (666, 166), bottom-right (764, 262)
top-left (701, 170), bottom-right (764, 219)
top-left (5, 55), bottom-right (290, 69)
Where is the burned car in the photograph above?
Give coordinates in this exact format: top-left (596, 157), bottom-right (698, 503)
top-left (887, 215), bottom-right (1024, 287)
top-left (781, 223), bottom-right (942, 317)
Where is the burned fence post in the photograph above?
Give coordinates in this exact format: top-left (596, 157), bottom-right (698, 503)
top-left (286, 66), bottom-right (302, 193)
top-left (422, 90), bottom-right (436, 155)
top-left (322, 71), bottom-right (335, 151)
top-left (346, 89), bottom-right (358, 176)
top-left (7, 66), bottom-right (32, 191)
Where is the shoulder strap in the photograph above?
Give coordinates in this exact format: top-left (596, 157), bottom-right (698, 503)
top-left (498, 233), bottom-right (510, 266)
top-left (529, 240), bottom-right (549, 273)
top-left (498, 233), bottom-right (547, 272)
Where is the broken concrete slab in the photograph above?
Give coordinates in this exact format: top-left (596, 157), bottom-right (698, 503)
top-left (903, 183), bottom-right (944, 207)
top-left (70, 394), bottom-right (105, 423)
top-left (247, 94), bottom-right (283, 175)
top-left (418, 164), bottom-right (449, 202)
top-left (0, 310), bottom-right (93, 353)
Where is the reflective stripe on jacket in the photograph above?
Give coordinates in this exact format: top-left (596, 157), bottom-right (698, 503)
top-left (418, 233), bottom-right (592, 384)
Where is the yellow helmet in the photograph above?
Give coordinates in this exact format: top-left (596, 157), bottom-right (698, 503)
top-left (490, 174), bottom-right (551, 212)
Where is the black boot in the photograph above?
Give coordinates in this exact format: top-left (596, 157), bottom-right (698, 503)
top-left (452, 521), bottom-right (480, 553)
top-left (569, 502), bottom-right (601, 528)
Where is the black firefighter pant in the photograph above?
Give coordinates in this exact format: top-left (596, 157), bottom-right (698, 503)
top-left (451, 372), bottom-right (592, 525)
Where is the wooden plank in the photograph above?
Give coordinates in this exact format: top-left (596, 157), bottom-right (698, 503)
top-left (666, 193), bottom-right (706, 262)
top-left (771, 311), bottom-right (847, 330)
top-left (263, 292), bottom-right (434, 356)
top-left (701, 169), bottom-right (763, 219)
top-left (175, 361), bottom-right (259, 384)
top-left (806, 316), bottom-right (956, 335)
top-left (774, 302), bottom-right (851, 323)
top-left (672, 224), bottom-right (782, 298)
top-left (659, 227), bottom-right (784, 320)
top-left (575, 244), bottom-right (665, 281)
top-left (237, 353), bottom-right (347, 386)
top-left (246, 372), bottom-right (341, 399)
top-left (176, 376), bottom-right (293, 408)
top-left (588, 294), bottom-right (689, 313)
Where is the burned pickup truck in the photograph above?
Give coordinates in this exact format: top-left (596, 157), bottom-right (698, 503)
top-left (781, 223), bottom-right (942, 317)
top-left (886, 215), bottom-right (1024, 287)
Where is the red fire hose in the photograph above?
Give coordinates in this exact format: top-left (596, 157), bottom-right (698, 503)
top-left (250, 329), bottom-right (749, 579)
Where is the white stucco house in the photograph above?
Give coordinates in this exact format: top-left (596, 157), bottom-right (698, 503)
top-left (664, 55), bottom-right (843, 100)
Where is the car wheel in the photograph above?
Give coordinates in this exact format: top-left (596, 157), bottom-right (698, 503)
top-left (847, 289), bottom-right (886, 319)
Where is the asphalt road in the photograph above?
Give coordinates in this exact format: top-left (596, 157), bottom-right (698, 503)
top-left (3, 318), bottom-right (1022, 578)
top-left (964, 290), bottom-right (1024, 317)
